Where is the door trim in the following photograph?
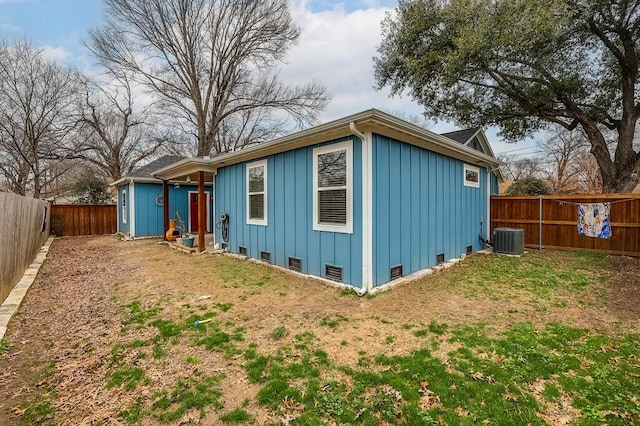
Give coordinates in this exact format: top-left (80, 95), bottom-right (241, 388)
top-left (187, 190), bottom-right (211, 233)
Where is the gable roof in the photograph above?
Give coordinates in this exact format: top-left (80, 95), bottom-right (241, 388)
top-left (440, 127), bottom-right (481, 144)
top-left (111, 155), bottom-right (186, 186)
top-left (153, 109), bottom-right (502, 182)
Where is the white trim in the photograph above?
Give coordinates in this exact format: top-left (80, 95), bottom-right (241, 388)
top-left (121, 188), bottom-right (127, 224)
top-left (129, 180), bottom-right (136, 237)
top-left (463, 164), bottom-right (481, 188)
top-left (188, 190), bottom-right (212, 233)
top-left (312, 140), bottom-right (353, 234)
top-left (486, 167), bottom-right (491, 241)
top-left (246, 159), bottom-right (268, 226)
top-left (361, 131), bottom-right (373, 293)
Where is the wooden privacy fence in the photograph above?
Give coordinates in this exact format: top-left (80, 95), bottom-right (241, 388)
top-left (50, 204), bottom-right (117, 237)
top-left (0, 192), bottom-right (50, 305)
top-left (491, 194), bottom-right (640, 256)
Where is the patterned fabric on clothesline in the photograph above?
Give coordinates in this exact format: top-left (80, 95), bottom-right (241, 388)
top-left (577, 203), bottom-right (612, 239)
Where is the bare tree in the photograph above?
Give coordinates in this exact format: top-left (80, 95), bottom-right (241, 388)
top-left (87, 0), bottom-right (329, 156)
top-left (0, 40), bottom-right (82, 197)
top-left (498, 155), bottom-right (544, 182)
top-left (538, 128), bottom-right (590, 193)
top-left (79, 74), bottom-right (165, 181)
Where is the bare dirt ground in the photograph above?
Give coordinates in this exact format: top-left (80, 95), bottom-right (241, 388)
top-left (0, 236), bottom-right (638, 425)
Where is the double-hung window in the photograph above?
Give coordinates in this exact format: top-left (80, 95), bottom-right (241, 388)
top-left (463, 164), bottom-right (480, 188)
top-left (247, 159), bottom-right (267, 225)
top-left (313, 140), bottom-right (353, 233)
top-left (121, 189), bottom-right (127, 224)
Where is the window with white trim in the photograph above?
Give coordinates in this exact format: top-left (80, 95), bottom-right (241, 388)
top-left (464, 164), bottom-right (480, 188)
top-left (246, 159), bottom-right (267, 225)
top-left (313, 140), bottom-right (353, 233)
top-left (121, 189), bottom-right (127, 223)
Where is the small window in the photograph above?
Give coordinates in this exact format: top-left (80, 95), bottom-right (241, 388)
top-left (247, 159), bottom-right (267, 225)
top-left (313, 140), bottom-right (353, 233)
top-left (464, 164), bottom-right (480, 188)
top-left (121, 189), bottom-right (127, 224)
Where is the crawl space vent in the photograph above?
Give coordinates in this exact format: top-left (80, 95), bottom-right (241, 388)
top-left (288, 257), bottom-right (302, 273)
top-left (325, 265), bottom-right (343, 282)
top-left (238, 246), bottom-right (247, 256)
top-left (390, 265), bottom-right (403, 280)
top-left (221, 243), bottom-right (228, 251)
top-left (260, 251), bottom-right (271, 264)
top-left (436, 252), bottom-right (445, 265)
top-left (466, 245), bottom-right (473, 255)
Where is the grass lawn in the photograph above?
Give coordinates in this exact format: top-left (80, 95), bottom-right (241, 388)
top-left (0, 237), bottom-right (639, 425)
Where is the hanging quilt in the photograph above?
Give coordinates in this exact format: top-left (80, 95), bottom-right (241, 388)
top-left (577, 203), bottom-right (612, 239)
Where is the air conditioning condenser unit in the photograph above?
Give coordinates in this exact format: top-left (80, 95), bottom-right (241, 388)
top-left (493, 228), bottom-right (525, 255)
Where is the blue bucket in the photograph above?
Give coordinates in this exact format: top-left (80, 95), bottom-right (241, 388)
top-left (182, 237), bottom-right (195, 247)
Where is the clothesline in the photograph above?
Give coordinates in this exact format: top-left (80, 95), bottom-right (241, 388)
top-left (549, 197), bottom-right (637, 207)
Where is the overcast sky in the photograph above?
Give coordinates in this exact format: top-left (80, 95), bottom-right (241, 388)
top-left (0, 0), bottom-right (537, 155)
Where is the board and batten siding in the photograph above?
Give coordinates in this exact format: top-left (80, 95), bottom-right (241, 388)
top-left (215, 137), bottom-right (363, 287)
top-left (117, 185), bottom-right (130, 235)
top-left (118, 182), bottom-right (207, 237)
top-left (371, 134), bottom-right (490, 287)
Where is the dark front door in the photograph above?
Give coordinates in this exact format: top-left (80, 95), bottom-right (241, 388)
top-left (190, 192), bottom-right (199, 233)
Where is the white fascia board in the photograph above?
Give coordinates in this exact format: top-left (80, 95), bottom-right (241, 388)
top-left (154, 109), bottom-right (501, 178)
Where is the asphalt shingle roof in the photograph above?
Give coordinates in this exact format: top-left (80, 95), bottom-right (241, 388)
top-left (128, 155), bottom-right (186, 178)
top-left (440, 127), bottom-right (480, 144)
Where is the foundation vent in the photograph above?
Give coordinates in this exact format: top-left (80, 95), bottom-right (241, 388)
top-left (260, 251), bottom-right (271, 264)
top-left (288, 257), bottom-right (302, 273)
top-left (325, 265), bottom-right (343, 282)
top-left (390, 265), bottom-right (403, 281)
top-left (436, 252), bottom-right (445, 265)
top-left (238, 246), bottom-right (247, 256)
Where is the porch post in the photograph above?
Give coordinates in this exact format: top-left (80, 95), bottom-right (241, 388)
top-left (198, 171), bottom-right (205, 252)
top-left (163, 179), bottom-right (169, 241)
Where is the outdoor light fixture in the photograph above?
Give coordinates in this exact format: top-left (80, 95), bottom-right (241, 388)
top-left (186, 176), bottom-right (191, 183)
top-left (174, 182), bottom-right (180, 189)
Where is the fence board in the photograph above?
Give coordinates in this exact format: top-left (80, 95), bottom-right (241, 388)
top-left (491, 194), bottom-right (640, 256)
top-left (0, 193), bottom-right (50, 304)
top-left (50, 204), bottom-right (117, 237)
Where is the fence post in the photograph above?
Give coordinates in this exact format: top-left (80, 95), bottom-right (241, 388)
top-left (538, 195), bottom-right (543, 250)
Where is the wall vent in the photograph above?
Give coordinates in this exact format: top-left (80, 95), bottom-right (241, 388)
top-left (288, 257), bottom-right (302, 273)
top-left (390, 265), bottom-right (403, 280)
top-left (221, 242), bottom-right (228, 251)
top-left (238, 246), bottom-right (247, 256)
top-left (260, 251), bottom-right (271, 264)
top-left (466, 245), bottom-right (473, 255)
top-left (436, 252), bottom-right (445, 265)
top-left (493, 228), bottom-right (525, 255)
top-left (325, 265), bottom-right (343, 282)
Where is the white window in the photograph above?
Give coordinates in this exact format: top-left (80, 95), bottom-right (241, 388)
top-left (464, 164), bottom-right (480, 188)
top-left (246, 159), bottom-right (267, 225)
top-left (313, 140), bottom-right (353, 233)
top-left (121, 189), bottom-right (127, 224)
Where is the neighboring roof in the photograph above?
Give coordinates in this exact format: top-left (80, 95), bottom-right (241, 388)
top-left (440, 127), bottom-right (481, 144)
top-left (154, 109), bottom-right (502, 181)
top-left (111, 155), bottom-right (186, 186)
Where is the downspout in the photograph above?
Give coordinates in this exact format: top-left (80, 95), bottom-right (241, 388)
top-left (350, 122), bottom-right (372, 295)
top-left (129, 179), bottom-right (135, 238)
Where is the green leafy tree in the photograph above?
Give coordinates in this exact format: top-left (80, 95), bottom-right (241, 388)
top-left (72, 172), bottom-right (114, 204)
top-left (375, 0), bottom-right (640, 193)
top-left (505, 178), bottom-right (551, 195)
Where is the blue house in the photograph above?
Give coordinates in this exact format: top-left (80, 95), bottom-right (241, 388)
top-left (150, 109), bottom-right (501, 292)
top-left (111, 155), bottom-right (214, 238)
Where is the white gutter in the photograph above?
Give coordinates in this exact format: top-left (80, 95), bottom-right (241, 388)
top-left (351, 122), bottom-right (372, 295)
